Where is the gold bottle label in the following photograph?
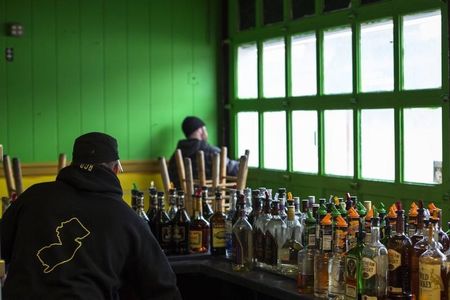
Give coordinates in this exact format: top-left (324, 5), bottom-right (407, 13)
top-left (362, 257), bottom-right (377, 279)
top-left (361, 296), bottom-right (377, 300)
top-left (419, 263), bottom-right (443, 299)
top-left (189, 230), bottom-right (202, 248)
top-left (388, 249), bottom-right (401, 271)
top-left (212, 227), bottom-right (226, 248)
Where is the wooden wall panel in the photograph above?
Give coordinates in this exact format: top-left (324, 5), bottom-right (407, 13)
top-left (0, 0), bottom-right (220, 163)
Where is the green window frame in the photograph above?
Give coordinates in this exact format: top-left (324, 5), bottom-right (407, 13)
top-left (228, 0), bottom-right (450, 209)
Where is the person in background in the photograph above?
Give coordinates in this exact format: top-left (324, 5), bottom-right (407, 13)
top-left (1, 132), bottom-right (181, 300)
top-left (168, 116), bottom-right (239, 188)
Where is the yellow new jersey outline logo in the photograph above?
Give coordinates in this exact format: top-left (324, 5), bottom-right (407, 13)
top-left (36, 217), bottom-right (91, 274)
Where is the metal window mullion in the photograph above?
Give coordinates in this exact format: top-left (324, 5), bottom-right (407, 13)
top-left (257, 39), bottom-right (264, 168)
top-left (393, 13), bottom-right (403, 183)
top-left (351, 14), bottom-right (360, 182)
top-left (286, 34), bottom-right (293, 172)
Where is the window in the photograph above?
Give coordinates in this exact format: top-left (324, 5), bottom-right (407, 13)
top-left (263, 111), bottom-right (286, 170)
top-left (263, 0), bottom-right (283, 25)
top-left (237, 43), bottom-right (258, 99)
top-left (292, 0), bottom-right (315, 19)
top-left (238, 0), bottom-right (256, 31)
top-left (237, 112), bottom-right (259, 167)
top-left (263, 38), bottom-right (286, 98)
top-left (323, 27), bottom-right (352, 95)
top-left (291, 33), bottom-right (317, 96)
top-left (292, 111), bottom-right (318, 173)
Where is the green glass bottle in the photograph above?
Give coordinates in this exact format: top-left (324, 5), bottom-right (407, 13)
top-left (344, 227), bottom-right (365, 300)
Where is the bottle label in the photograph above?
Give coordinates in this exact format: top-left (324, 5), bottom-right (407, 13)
top-left (361, 296), bottom-right (377, 300)
top-left (254, 228), bottom-right (265, 261)
top-left (172, 225), bottom-right (186, 242)
top-left (161, 225), bottom-right (172, 242)
top-left (419, 263), bottom-right (443, 298)
top-left (212, 226), bottom-right (226, 248)
top-left (388, 249), bottom-right (401, 271)
top-left (345, 284), bottom-right (357, 298)
top-left (264, 231), bottom-right (278, 266)
top-left (335, 228), bottom-right (347, 250)
top-left (321, 234), bottom-right (332, 251)
top-left (189, 230), bottom-right (202, 249)
top-left (307, 233), bottom-right (316, 247)
top-left (362, 257), bottom-right (377, 279)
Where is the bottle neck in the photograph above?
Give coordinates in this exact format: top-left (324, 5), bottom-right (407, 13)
top-left (371, 226), bottom-right (380, 244)
top-left (215, 199), bottom-right (224, 213)
top-left (396, 211), bottom-right (405, 235)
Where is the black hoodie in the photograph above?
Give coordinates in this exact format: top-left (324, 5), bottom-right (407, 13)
top-left (1, 165), bottom-right (181, 300)
top-left (168, 139), bottom-right (239, 188)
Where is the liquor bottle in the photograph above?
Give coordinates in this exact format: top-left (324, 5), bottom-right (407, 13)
top-left (147, 186), bottom-right (158, 233)
top-left (436, 209), bottom-right (450, 252)
top-left (410, 200), bottom-right (426, 298)
top-left (248, 189), bottom-right (262, 225)
top-left (131, 184), bottom-right (139, 211)
top-left (347, 207), bottom-right (360, 251)
top-left (253, 191), bottom-right (272, 268)
top-left (356, 201), bottom-right (367, 219)
top-left (388, 204), bottom-right (398, 236)
top-left (378, 202), bottom-right (387, 241)
top-left (167, 188), bottom-right (178, 220)
top-left (316, 203), bottom-right (328, 249)
top-left (172, 191), bottom-right (191, 255)
top-left (387, 202), bottom-right (412, 298)
top-left (297, 209), bottom-right (316, 294)
top-left (232, 194), bottom-right (253, 271)
top-left (419, 223), bottom-right (447, 300)
top-left (225, 189), bottom-right (237, 259)
top-left (154, 191), bottom-right (172, 254)
top-left (361, 216), bottom-right (388, 299)
top-left (210, 191), bottom-right (226, 256)
top-left (264, 199), bottom-right (287, 271)
top-left (408, 202), bottom-right (418, 238)
top-left (314, 213), bottom-right (332, 298)
top-left (295, 197), bottom-right (303, 221)
top-left (446, 221), bottom-right (450, 236)
top-left (135, 191), bottom-right (150, 224)
top-left (364, 206), bottom-right (374, 244)
top-left (278, 188), bottom-right (288, 221)
top-left (328, 213), bottom-right (348, 300)
top-left (201, 186), bottom-right (214, 220)
top-left (344, 225), bottom-right (365, 300)
top-left (243, 187), bottom-right (253, 216)
top-left (189, 189), bottom-right (210, 254)
top-left (279, 206), bottom-right (303, 276)
top-left (381, 221), bottom-right (391, 247)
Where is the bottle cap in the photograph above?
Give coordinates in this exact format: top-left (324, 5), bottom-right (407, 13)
top-left (347, 207), bottom-right (360, 218)
top-left (320, 213), bottom-right (332, 226)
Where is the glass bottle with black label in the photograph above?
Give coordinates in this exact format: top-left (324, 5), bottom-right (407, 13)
top-left (232, 194), bottom-right (253, 271)
top-left (172, 191), bottom-right (190, 255)
top-left (135, 191), bottom-right (150, 225)
top-left (154, 191), bottom-right (172, 254)
top-left (387, 203), bottom-right (412, 298)
top-left (189, 187), bottom-right (210, 254)
top-left (147, 186), bottom-right (158, 233)
top-left (264, 199), bottom-right (286, 271)
top-left (248, 189), bottom-right (262, 226)
top-left (167, 188), bottom-right (178, 220)
top-left (210, 190), bottom-right (226, 256)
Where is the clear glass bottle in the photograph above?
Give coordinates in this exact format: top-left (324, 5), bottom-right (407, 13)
top-left (279, 206), bottom-right (302, 276)
top-left (189, 188), bottom-right (210, 254)
top-left (328, 213), bottom-right (347, 300)
top-left (243, 187), bottom-right (253, 216)
top-left (253, 191), bottom-right (272, 268)
top-left (264, 199), bottom-right (286, 271)
top-left (248, 189), bottom-right (262, 226)
top-left (361, 217), bottom-right (388, 299)
top-left (419, 223), bottom-right (447, 300)
top-left (277, 188), bottom-right (288, 221)
top-left (167, 188), bottom-right (178, 220)
top-left (210, 190), bottom-right (226, 256)
top-left (297, 209), bottom-right (316, 294)
top-left (172, 191), bottom-right (190, 255)
top-left (201, 186), bottom-right (214, 220)
top-left (225, 189), bottom-right (237, 259)
top-left (344, 227), bottom-right (365, 300)
top-left (232, 194), bottom-right (253, 272)
top-left (314, 213), bottom-right (332, 298)
top-left (386, 204), bottom-right (412, 298)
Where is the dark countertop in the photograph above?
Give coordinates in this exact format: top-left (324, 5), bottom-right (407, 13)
top-left (169, 255), bottom-right (316, 300)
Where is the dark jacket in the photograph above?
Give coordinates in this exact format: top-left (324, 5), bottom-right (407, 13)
top-left (1, 165), bottom-right (181, 300)
top-left (168, 139), bottom-right (239, 188)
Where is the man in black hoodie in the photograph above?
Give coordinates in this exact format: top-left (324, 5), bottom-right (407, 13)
top-left (168, 116), bottom-right (239, 188)
top-left (1, 132), bottom-right (181, 300)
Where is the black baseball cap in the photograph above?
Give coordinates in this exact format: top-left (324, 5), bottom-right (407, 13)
top-left (72, 132), bottom-right (120, 164)
top-left (182, 116), bottom-right (205, 137)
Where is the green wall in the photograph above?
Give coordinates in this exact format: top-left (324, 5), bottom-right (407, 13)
top-left (0, 0), bottom-right (220, 163)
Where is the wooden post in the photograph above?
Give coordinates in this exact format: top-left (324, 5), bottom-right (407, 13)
top-left (219, 146), bottom-right (227, 187)
top-left (212, 152), bottom-right (220, 192)
top-left (196, 150), bottom-right (206, 187)
top-left (184, 157), bottom-right (194, 217)
top-left (2, 155), bottom-right (16, 198)
top-left (12, 157), bottom-right (23, 195)
top-left (158, 156), bottom-right (171, 197)
top-left (175, 149), bottom-right (187, 193)
top-left (57, 153), bottom-right (67, 171)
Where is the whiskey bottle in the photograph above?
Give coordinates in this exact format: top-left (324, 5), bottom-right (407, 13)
top-left (201, 186), bottom-right (214, 220)
top-left (189, 189), bottom-right (210, 254)
top-left (387, 203), bottom-right (412, 298)
top-left (264, 199), bottom-right (287, 271)
top-left (253, 190), bottom-right (272, 268)
top-left (297, 209), bottom-right (316, 294)
top-left (135, 191), bottom-right (150, 224)
top-left (364, 206), bottom-right (374, 244)
top-left (388, 204), bottom-right (398, 236)
top-left (328, 212), bottom-right (348, 300)
top-left (225, 189), bottom-right (237, 259)
top-left (248, 189), bottom-right (262, 225)
top-left (410, 200), bottom-right (426, 298)
top-left (361, 216), bottom-right (388, 299)
top-left (131, 184), bottom-right (139, 212)
top-left (147, 186), bottom-right (158, 233)
top-left (344, 226), bottom-right (365, 300)
top-left (314, 213), bottom-right (332, 298)
top-left (167, 188), bottom-right (178, 220)
top-left (316, 203), bottom-right (328, 249)
top-left (154, 191), bottom-right (172, 254)
top-left (232, 194), bottom-right (253, 271)
top-left (279, 206), bottom-right (303, 276)
top-left (408, 202), bottom-right (418, 238)
top-left (210, 191), bottom-right (226, 256)
top-left (419, 223), bottom-right (447, 300)
top-left (347, 207), bottom-right (360, 251)
top-left (172, 191), bottom-right (191, 255)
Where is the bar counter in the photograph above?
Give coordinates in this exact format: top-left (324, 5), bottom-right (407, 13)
top-left (169, 255), bottom-right (315, 300)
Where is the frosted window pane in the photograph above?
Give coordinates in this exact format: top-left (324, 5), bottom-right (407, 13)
top-left (403, 10), bottom-right (441, 90)
top-left (404, 108), bottom-right (442, 184)
top-left (324, 27), bottom-right (352, 94)
top-left (324, 110), bottom-right (353, 176)
top-left (361, 109), bottom-right (395, 181)
top-left (291, 33), bottom-right (317, 96)
top-left (237, 44), bottom-right (258, 99)
top-left (263, 111), bottom-right (287, 170)
top-left (263, 38), bottom-right (286, 98)
top-left (237, 112), bottom-right (259, 167)
top-left (292, 111), bottom-right (318, 173)
top-left (360, 20), bottom-right (394, 92)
